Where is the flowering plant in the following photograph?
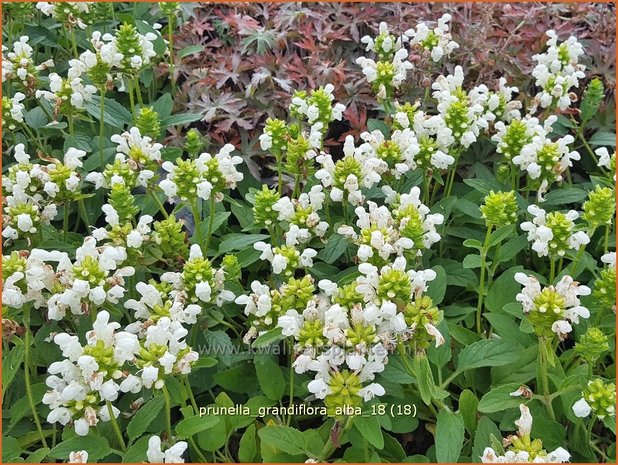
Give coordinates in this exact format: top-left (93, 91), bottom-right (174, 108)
top-left (1, 2), bottom-right (615, 464)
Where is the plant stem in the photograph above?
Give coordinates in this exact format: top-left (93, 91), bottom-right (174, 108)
top-left (21, 123), bottom-right (46, 154)
top-left (70, 28), bottom-right (79, 59)
top-left (127, 78), bottom-right (136, 121)
top-left (292, 174), bottom-right (301, 199)
top-left (133, 76), bottom-right (144, 107)
top-left (476, 226), bottom-right (493, 334)
top-left (538, 338), bottom-right (556, 420)
top-left (162, 385), bottom-right (173, 440)
top-left (184, 376), bottom-right (199, 413)
top-left (150, 189), bottom-right (169, 219)
top-left (286, 340), bottom-right (295, 427)
top-left (603, 225), bottom-right (610, 253)
top-left (188, 436), bottom-right (207, 463)
top-left (190, 200), bottom-right (204, 248)
top-left (106, 401), bottom-right (126, 451)
top-left (63, 205), bottom-right (69, 241)
top-left (205, 195), bottom-right (216, 253)
top-left (276, 152), bottom-right (283, 195)
top-left (318, 416), bottom-right (354, 462)
top-left (549, 256), bottom-right (556, 284)
top-left (99, 87), bottom-right (106, 168)
top-left (167, 15), bottom-right (176, 94)
top-left (23, 309), bottom-right (48, 448)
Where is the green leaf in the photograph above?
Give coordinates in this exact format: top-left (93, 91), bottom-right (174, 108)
top-left (367, 118), bottom-right (391, 137)
top-left (218, 234), bottom-right (269, 253)
top-left (25, 447), bottom-right (50, 463)
top-left (255, 355), bottom-right (286, 401)
top-left (85, 95), bottom-right (133, 128)
top-left (178, 45), bottom-right (205, 58)
top-left (472, 416), bottom-right (502, 463)
top-left (238, 424), bottom-right (258, 462)
top-left (152, 93), bottom-right (174, 119)
top-left (317, 233), bottom-right (349, 264)
top-left (495, 235), bottom-right (528, 264)
top-left (426, 265), bottom-right (447, 305)
top-left (25, 107), bottom-right (48, 129)
top-left (193, 357), bottom-right (218, 369)
top-left (122, 436), bottom-right (150, 463)
top-left (463, 239), bottom-right (483, 250)
top-left (488, 224), bottom-right (515, 247)
top-left (160, 113), bottom-right (204, 127)
top-left (485, 266), bottom-right (524, 313)
top-left (478, 383), bottom-right (525, 413)
top-left (435, 410), bottom-right (465, 463)
top-left (457, 339), bottom-right (521, 371)
top-left (258, 425), bottom-right (307, 456)
top-left (353, 415), bottom-right (384, 449)
top-left (413, 356), bottom-right (448, 405)
top-left (2, 343), bottom-right (24, 396)
top-left (127, 395), bottom-right (165, 439)
top-left (176, 415), bottom-right (220, 439)
top-left (463, 254), bottom-right (482, 269)
top-left (2, 437), bottom-right (21, 462)
top-left (252, 327), bottom-right (284, 348)
top-left (589, 131), bottom-right (616, 147)
top-left (544, 188), bottom-right (588, 206)
top-left (459, 389), bottom-right (479, 437)
top-left (48, 434), bottom-right (111, 461)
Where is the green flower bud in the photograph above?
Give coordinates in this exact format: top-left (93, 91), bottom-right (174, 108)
top-left (372, 61), bottom-right (395, 99)
top-left (182, 253), bottom-right (214, 303)
top-left (284, 135), bottom-right (313, 176)
top-left (185, 128), bottom-right (204, 157)
top-left (377, 268), bottom-right (412, 304)
top-left (104, 159), bottom-right (138, 188)
top-left (444, 90), bottom-right (470, 140)
top-left (480, 190), bottom-right (518, 227)
top-left (278, 275), bottom-right (315, 311)
top-left (136, 107), bottom-right (162, 141)
top-left (82, 339), bottom-right (121, 376)
top-left (496, 119), bottom-right (532, 161)
top-left (593, 266), bottom-right (616, 312)
top-left (544, 212), bottom-right (575, 257)
top-left (376, 140), bottom-right (402, 168)
top-left (2, 251), bottom-right (27, 282)
top-left (581, 78), bottom-right (604, 122)
top-left (2, 1), bottom-right (34, 21)
top-left (333, 157), bottom-right (363, 190)
top-left (253, 185), bottom-right (280, 228)
top-left (324, 370), bottom-right (363, 416)
top-left (526, 288), bottom-right (566, 338)
top-left (582, 378), bottom-right (616, 419)
top-left (116, 23), bottom-right (145, 73)
top-left (345, 322), bottom-right (379, 347)
top-left (48, 162), bottom-right (80, 202)
top-left (392, 102), bottom-right (419, 130)
top-left (261, 118), bottom-right (288, 156)
top-left (298, 319), bottom-right (326, 348)
top-left (6, 202), bottom-right (40, 236)
top-left (222, 254), bottom-right (241, 282)
top-left (73, 256), bottom-right (106, 287)
top-left (509, 435), bottom-right (546, 461)
top-left (393, 203), bottom-right (425, 254)
top-left (582, 185), bottom-right (615, 230)
top-left (159, 2), bottom-right (180, 16)
top-left (574, 327), bottom-right (609, 365)
top-left (414, 135), bottom-right (439, 171)
top-left (108, 183), bottom-right (139, 224)
top-left (495, 162), bottom-right (512, 184)
top-left (333, 283), bottom-right (364, 309)
top-left (402, 296), bottom-right (442, 349)
top-left (152, 216), bottom-right (189, 262)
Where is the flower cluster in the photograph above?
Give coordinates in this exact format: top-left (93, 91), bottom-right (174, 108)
top-left (405, 14), bottom-right (459, 62)
top-left (531, 30), bottom-right (586, 112)
top-left (481, 404), bottom-right (570, 463)
top-left (515, 272), bottom-right (590, 340)
top-left (572, 378), bottom-right (616, 420)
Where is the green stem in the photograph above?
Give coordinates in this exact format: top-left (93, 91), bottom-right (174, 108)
top-left (106, 401), bottom-right (126, 451)
top-left (150, 189), bottom-right (169, 219)
top-left (68, 116), bottom-right (75, 136)
top-left (133, 76), bottom-right (144, 107)
top-left (445, 166), bottom-right (457, 198)
top-left (78, 198), bottom-right (90, 229)
top-left (99, 87), bottom-right (106, 168)
top-left (318, 416), bottom-right (354, 462)
top-left (205, 195), bottom-right (216, 253)
top-left (70, 28), bottom-right (79, 59)
top-left (476, 226), bottom-right (493, 334)
top-left (276, 152), bottom-right (283, 195)
top-left (162, 385), bottom-right (173, 440)
top-left (188, 436), bottom-right (207, 463)
top-left (603, 225), bottom-right (610, 253)
top-left (63, 205), bottom-right (69, 241)
top-left (571, 117), bottom-right (599, 164)
top-left (286, 340), bottom-right (295, 427)
top-left (184, 376), bottom-right (199, 414)
top-left (538, 338), bottom-right (556, 420)
top-left (23, 309), bottom-right (48, 448)
top-left (190, 200), bottom-right (204, 248)
top-left (21, 123), bottom-right (45, 154)
top-left (127, 78), bottom-right (136, 120)
top-left (167, 15), bottom-right (176, 94)
top-left (292, 174), bottom-right (301, 199)
top-left (549, 256), bottom-right (556, 284)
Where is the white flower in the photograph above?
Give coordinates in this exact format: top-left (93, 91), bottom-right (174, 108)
top-left (147, 435), bottom-right (187, 463)
top-left (68, 451), bottom-right (89, 463)
top-left (572, 397), bottom-right (592, 418)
